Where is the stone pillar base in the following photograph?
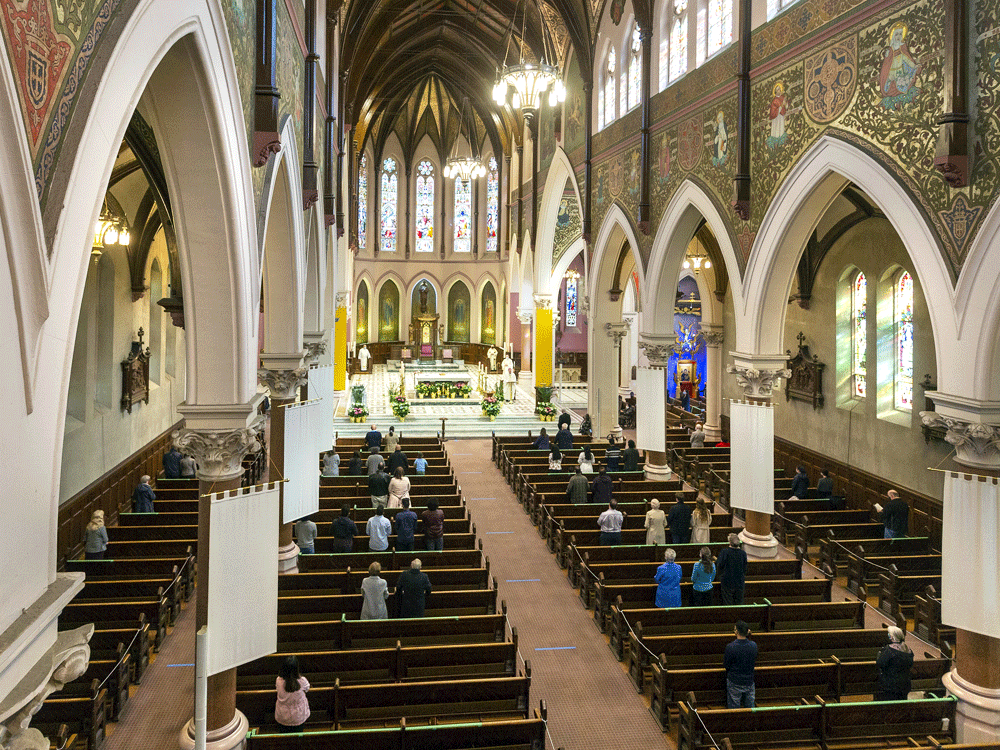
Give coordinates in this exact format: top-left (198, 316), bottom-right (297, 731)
top-left (179, 711), bottom-right (249, 750)
top-left (278, 542), bottom-right (300, 574)
top-left (644, 463), bottom-right (672, 480)
top-left (738, 528), bottom-right (779, 558)
top-left (945, 669), bottom-right (1000, 743)
top-left (704, 423), bottom-right (722, 443)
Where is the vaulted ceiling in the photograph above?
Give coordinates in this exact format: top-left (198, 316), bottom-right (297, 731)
top-left (335, 0), bottom-right (598, 163)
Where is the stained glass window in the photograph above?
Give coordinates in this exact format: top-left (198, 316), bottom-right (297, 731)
top-left (565, 277), bottom-right (578, 327)
top-left (705, 0), bottom-right (732, 59)
top-left (358, 154), bottom-right (368, 250)
top-left (453, 177), bottom-right (471, 253)
top-left (380, 157), bottom-right (397, 253)
top-left (895, 271), bottom-right (914, 410)
top-left (659, 25), bottom-right (668, 91)
top-left (852, 271), bottom-right (867, 398)
top-left (598, 86), bottom-right (605, 130)
top-left (670, 0), bottom-right (688, 81)
top-left (767, 0), bottom-right (800, 19)
top-left (628, 25), bottom-right (641, 111)
top-left (486, 156), bottom-right (499, 253)
top-left (603, 48), bottom-right (616, 128)
top-left (415, 159), bottom-right (434, 253)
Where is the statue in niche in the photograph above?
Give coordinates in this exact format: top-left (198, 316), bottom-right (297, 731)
top-left (419, 281), bottom-right (429, 314)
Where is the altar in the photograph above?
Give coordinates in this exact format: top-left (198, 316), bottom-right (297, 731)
top-left (413, 369), bottom-right (475, 400)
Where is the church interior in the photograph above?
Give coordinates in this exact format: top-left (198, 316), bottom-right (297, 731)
top-left (2, 0), bottom-right (1000, 748)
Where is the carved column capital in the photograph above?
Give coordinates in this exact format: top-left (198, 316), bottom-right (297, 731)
top-left (303, 340), bottom-right (327, 364)
top-left (173, 417), bottom-right (265, 482)
top-left (639, 333), bottom-right (671, 368)
top-left (258, 367), bottom-right (309, 400)
top-left (920, 413), bottom-right (1000, 469)
top-left (605, 321), bottom-right (631, 348)
top-left (516, 308), bottom-right (534, 326)
top-left (727, 364), bottom-right (791, 399)
top-left (702, 327), bottom-right (726, 347)
top-left (533, 293), bottom-right (555, 310)
top-left (335, 291), bottom-right (350, 308)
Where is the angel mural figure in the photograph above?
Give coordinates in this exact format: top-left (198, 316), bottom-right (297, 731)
top-left (879, 22), bottom-right (922, 110)
top-left (711, 111), bottom-right (728, 167)
top-left (767, 82), bottom-right (788, 149)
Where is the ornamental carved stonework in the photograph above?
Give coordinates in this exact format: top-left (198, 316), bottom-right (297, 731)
top-left (919, 413), bottom-right (1000, 468)
top-left (120, 329), bottom-right (151, 414)
top-left (605, 321), bottom-right (630, 347)
top-left (258, 367), bottom-right (309, 400)
top-left (785, 332), bottom-right (825, 409)
top-left (303, 340), bottom-right (327, 364)
top-left (727, 364), bottom-right (792, 399)
top-left (173, 418), bottom-right (264, 481)
top-left (639, 339), bottom-right (672, 368)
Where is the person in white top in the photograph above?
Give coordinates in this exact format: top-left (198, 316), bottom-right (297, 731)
top-left (360, 562), bottom-right (389, 620)
top-left (387, 466), bottom-right (411, 509)
top-left (578, 445), bottom-right (595, 473)
top-left (358, 344), bottom-right (372, 372)
top-left (501, 354), bottom-right (517, 401)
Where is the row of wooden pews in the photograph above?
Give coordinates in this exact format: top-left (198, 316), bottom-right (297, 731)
top-left (232, 435), bottom-right (561, 750)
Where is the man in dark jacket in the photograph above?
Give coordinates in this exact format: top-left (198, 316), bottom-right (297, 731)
top-left (622, 440), bottom-right (641, 472)
top-left (555, 426), bottom-right (574, 450)
top-left (331, 504), bottom-right (358, 552)
top-left (388, 447), bottom-right (409, 474)
top-left (396, 558), bottom-right (432, 617)
top-left (558, 410), bottom-right (572, 430)
top-left (133, 475), bottom-right (156, 513)
top-left (365, 424), bottom-right (383, 449)
top-left (790, 465), bottom-right (809, 498)
top-left (667, 496), bottom-right (693, 544)
top-left (716, 534), bottom-right (748, 605)
top-left (162, 447), bottom-right (183, 479)
top-left (368, 468), bottom-right (390, 509)
top-left (566, 468), bottom-right (589, 504)
top-left (882, 490), bottom-right (909, 538)
top-left (591, 468), bottom-right (615, 505)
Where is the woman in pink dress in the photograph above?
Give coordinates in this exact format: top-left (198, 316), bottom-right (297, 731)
top-left (274, 656), bottom-right (310, 732)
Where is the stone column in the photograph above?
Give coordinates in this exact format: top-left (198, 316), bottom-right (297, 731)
top-left (259, 358), bottom-right (308, 574)
top-left (534, 294), bottom-right (555, 388)
top-left (727, 356), bottom-right (789, 559)
top-left (299, 339), bottom-right (327, 401)
top-left (516, 309), bottom-right (533, 385)
top-left (174, 407), bottom-right (264, 750)
top-left (920, 398), bottom-right (1000, 744)
top-left (334, 291), bottom-right (350, 391)
top-left (702, 326), bottom-right (725, 442)
top-left (638, 335), bottom-right (671, 480)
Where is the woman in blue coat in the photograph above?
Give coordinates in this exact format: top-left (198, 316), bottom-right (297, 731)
top-left (654, 548), bottom-right (683, 608)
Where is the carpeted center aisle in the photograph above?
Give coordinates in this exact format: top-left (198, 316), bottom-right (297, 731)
top-left (446, 440), bottom-right (672, 750)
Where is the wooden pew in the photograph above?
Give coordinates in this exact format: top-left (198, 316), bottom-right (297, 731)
top-left (913, 585), bottom-right (955, 649)
top-left (31, 679), bottom-right (107, 750)
top-left (76, 618), bottom-right (151, 685)
top-left (774, 506), bottom-right (874, 546)
top-left (872, 564), bottom-right (943, 620)
top-left (794, 521), bottom-right (885, 550)
top-left (61, 596), bottom-right (170, 651)
top-left (74, 577), bottom-right (180, 627)
top-left (78, 642), bottom-right (131, 721)
top-left (817, 533), bottom-right (933, 575)
top-left (556, 525), bottom-right (740, 570)
top-left (277, 587), bottom-right (498, 622)
top-left (298, 548), bottom-right (483, 573)
top-left (313, 530), bottom-right (478, 554)
top-left (246, 706), bottom-right (548, 750)
top-left (65, 553), bottom-right (195, 605)
top-left (845, 551), bottom-right (941, 597)
top-left (274, 565), bottom-right (490, 597)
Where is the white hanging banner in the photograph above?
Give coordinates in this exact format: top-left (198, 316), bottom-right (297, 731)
top-left (942, 472), bottom-right (1000, 639)
top-left (309, 364), bottom-right (335, 454)
top-left (636, 367), bottom-right (665, 453)
top-left (729, 400), bottom-right (774, 515)
top-left (207, 482), bottom-right (279, 675)
top-left (283, 399), bottom-right (322, 523)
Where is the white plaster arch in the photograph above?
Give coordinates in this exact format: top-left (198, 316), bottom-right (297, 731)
top-left (260, 115), bottom-right (307, 355)
top-left (742, 135), bottom-right (954, 374)
top-left (549, 239), bottom-right (587, 296)
top-left (588, 202), bottom-right (647, 307)
top-left (645, 179), bottom-right (743, 337)
top-left (535, 147), bottom-right (583, 292)
top-left (374, 274), bottom-right (405, 341)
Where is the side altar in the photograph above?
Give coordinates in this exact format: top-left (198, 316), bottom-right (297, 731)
top-left (408, 280), bottom-right (441, 359)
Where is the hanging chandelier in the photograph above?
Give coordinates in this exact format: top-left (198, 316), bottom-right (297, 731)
top-left (443, 97), bottom-right (486, 180)
top-left (492, 0), bottom-right (566, 118)
top-left (92, 193), bottom-right (131, 263)
top-left (682, 248), bottom-right (711, 273)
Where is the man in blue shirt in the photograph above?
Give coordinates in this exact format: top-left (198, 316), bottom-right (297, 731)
top-left (365, 424), bottom-right (383, 450)
top-left (724, 620), bottom-right (758, 708)
top-left (366, 506), bottom-right (392, 552)
top-left (394, 498), bottom-right (419, 551)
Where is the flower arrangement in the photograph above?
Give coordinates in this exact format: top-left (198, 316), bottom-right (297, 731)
top-left (481, 393), bottom-right (502, 418)
top-left (415, 382), bottom-right (435, 399)
top-left (388, 385), bottom-right (410, 420)
top-left (454, 382), bottom-right (473, 398)
top-left (351, 384), bottom-right (366, 405)
top-left (536, 401), bottom-right (558, 419)
top-left (494, 383), bottom-right (505, 402)
top-left (415, 381), bottom-right (474, 399)
top-left (348, 405), bottom-right (368, 422)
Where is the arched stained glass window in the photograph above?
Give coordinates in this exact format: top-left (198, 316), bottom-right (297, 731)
top-left (486, 157), bottom-right (499, 253)
top-left (627, 25), bottom-right (641, 111)
top-left (895, 271), bottom-right (914, 410)
top-left (658, 20), bottom-right (668, 91)
top-left (767, 0), bottom-right (800, 19)
top-left (358, 154), bottom-right (368, 250)
top-left (704, 0), bottom-right (732, 60)
top-left (453, 177), bottom-right (472, 253)
top-left (380, 157), bottom-right (397, 253)
top-left (670, 0), bottom-right (688, 82)
top-left (415, 159), bottom-right (435, 253)
top-left (852, 271), bottom-right (867, 398)
top-left (603, 48), bottom-right (616, 128)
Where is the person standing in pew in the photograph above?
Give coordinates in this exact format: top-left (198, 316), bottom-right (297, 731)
top-left (414, 452), bottom-right (428, 475)
top-left (644, 499), bottom-right (667, 545)
top-left (532, 428), bottom-right (550, 450)
top-left (597, 500), bottom-right (624, 546)
top-left (84, 511), bottom-right (108, 560)
top-left (549, 446), bottom-right (563, 472)
top-left (384, 426), bottom-right (399, 454)
top-left (331, 504), bottom-right (358, 553)
top-left (179, 453), bottom-right (197, 478)
top-left (369, 466), bottom-right (390, 509)
top-left (689, 422), bottom-right (706, 449)
top-left (605, 437), bottom-right (621, 472)
top-left (790, 465), bottom-right (809, 499)
top-left (578, 445), bottom-right (595, 473)
top-left (275, 656), bottom-right (310, 732)
top-left (421, 499), bottom-right (445, 551)
top-left (623, 440), bottom-right (641, 472)
top-left (394, 498), bottom-right (419, 551)
top-left (388, 467), bottom-right (411, 509)
top-left (816, 468), bottom-right (833, 498)
top-left (556, 424), bottom-right (575, 451)
top-left (388, 446), bottom-right (409, 475)
top-left (162, 445), bottom-right (183, 479)
top-left (724, 621), bottom-right (757, 708)
top-left (360, 562), bottom-right (389, 620)
top-left (566, 467), bottom-right (589, 504)
top-left (294, 515), bottom-right (317, 554)
top-left (365, 424), bottom-right (383, 450)
top-left (882, 489), bottom-right (909, 538)
top-left (396, 558), bottom-right (432, 617)
top-left (366, 506), bottom-right (392, 552)
top-left (348, 449), bottom-right (365, 475)
top-left (322, 450), bottom-right (340, 477)
top-left (691, 547), bottom-right (717, 606)
top-left (691, 498), bottom-right (713, 544)
top-left (592, 468), bottom-right (616, 506)
top-left (667, 495), bottom-right (693, 545)
top-left (875, 626), bottom-right (914, 701)
top-left (366, 447), bottom-right (384, 476)
top-left (716, 534), bottom-right (748, 605)
top-left (133, 475), bottom-right (155, 513)
top-left (654, 548), bottom-right (682, 607)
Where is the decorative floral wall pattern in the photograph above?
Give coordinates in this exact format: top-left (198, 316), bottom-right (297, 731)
top-left (277, 0), bottom-right (304, 165)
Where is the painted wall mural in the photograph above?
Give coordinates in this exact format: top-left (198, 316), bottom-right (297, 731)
top-left (277, 0), bottom-right (304, 164)
top-left (447, 281), bottom-right (470, 342)
top-left (563, 57), bottom-right (586, 156)
top-left (356, 281), bottom-right (369, 343)
top-left (481, 282), bottom-right (497, 345)
top-left (219, 0), bottom-right (255, 164)
top-left (553, 184), bottom-right (582, 267)
top-left (379, 281), bottom-right (400, 341)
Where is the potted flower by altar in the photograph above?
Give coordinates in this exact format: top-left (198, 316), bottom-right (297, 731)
top-left (536, 401), bottom-right (557, 421)
top-left (389, 386), bottom-right (410, 422)
top-left (481, 393), bottom-right (501, 421)
top-left (348, 405), bottom-right (368, 423)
